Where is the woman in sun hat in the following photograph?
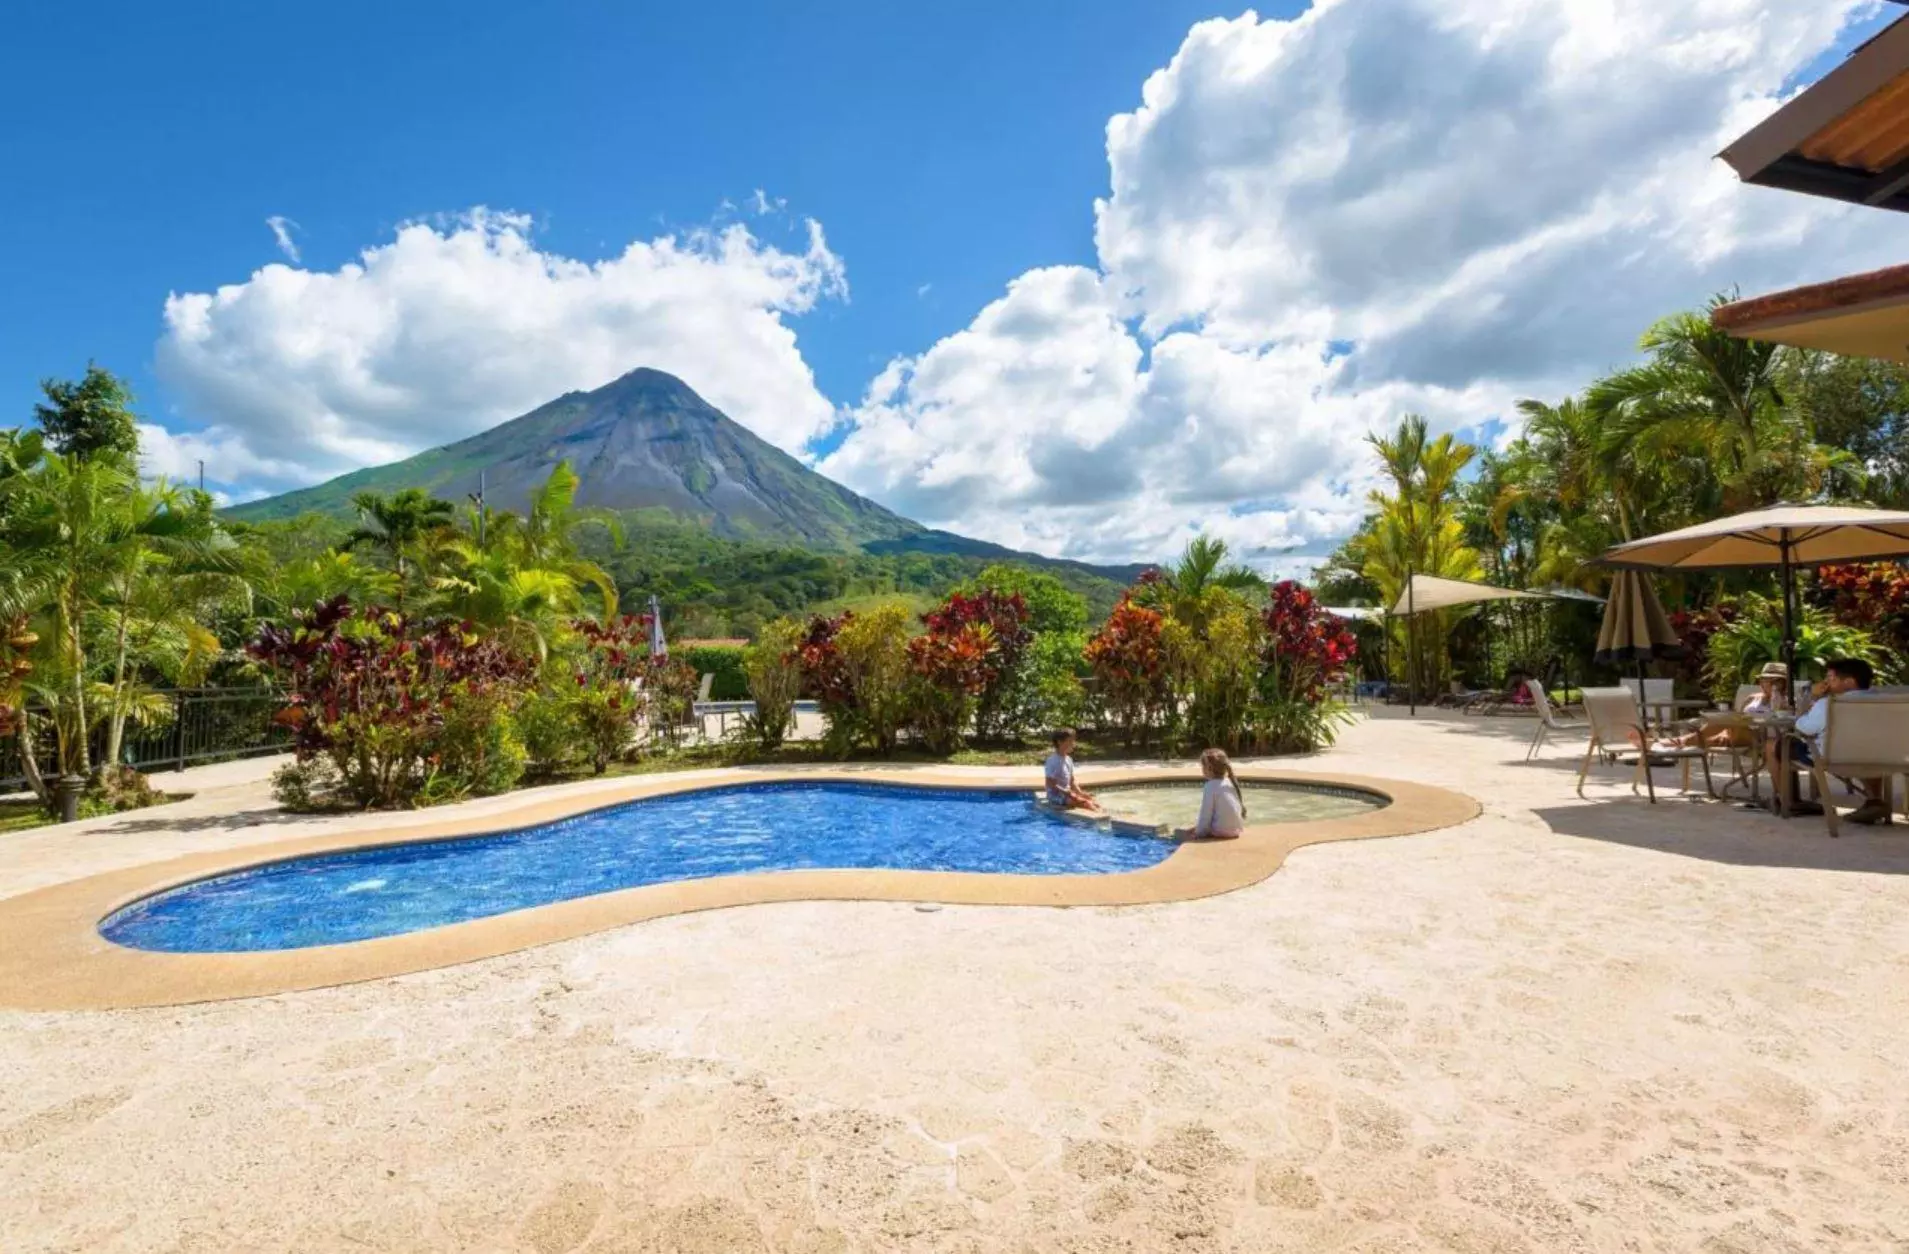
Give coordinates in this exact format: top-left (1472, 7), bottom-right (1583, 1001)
top-left (1745, 661), bottom-right (1790, 715)
top-left (1649, 660), bottom-right (1790, 752)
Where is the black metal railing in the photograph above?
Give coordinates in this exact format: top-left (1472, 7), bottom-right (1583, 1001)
top-left (0, 688), bottom-right (287, 791)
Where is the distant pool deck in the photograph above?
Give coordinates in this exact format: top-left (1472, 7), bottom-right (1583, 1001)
top-left (0, 764), bottom-right (1474, 1010)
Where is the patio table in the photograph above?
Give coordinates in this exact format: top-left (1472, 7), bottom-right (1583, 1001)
top-left (1748, 712), bottom-right (1800, 816)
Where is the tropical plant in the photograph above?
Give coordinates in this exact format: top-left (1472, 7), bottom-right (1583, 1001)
top-left (907, 608), bottom-right (998, 754)
top-left (739, 617), bottom-right (804, 750)
top-left (833, 602), bottom-right (915, 755)
top-left (1257, 580), bottom-right (1358, 753)
top-left (921, 589), bottom-right (1029, 742)
top-left (346, 488), bottom-right (456, 612)
top-left (1164, 588), bottom-right (1263, 753)
top-left (958, 565), bottom-right (1085, 739)
top-left (1085, 593), bottom-right (1171, 748)
top-left (1136, 536), bottom-right (1263, 630)
top-left (1704, 597), bottom-right (1885, 694)
top-left (0, 451), bottom-right (235, 798)
top-left (249, 598), bottom-right (531, 809)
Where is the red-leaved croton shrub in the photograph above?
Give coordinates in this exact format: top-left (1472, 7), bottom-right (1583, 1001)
top-left (1813, 562), bottom-right (1909, 660)
top-left (794, 612), bottom-right (855, 711)
top-left (907, 612), bottom-right (998, 754)
top-left (249, 596), bottom-right (532, 809)
top-left (1667, 602), bottom-right (1739, 694)
top-left (1261, 581), bottom-right (1357, 703)
top-left (1256, 580), bottom-right (1359, 753)
top-left (923, 589), bottom-right (1032, 742)
top-left (1084, 593), bottom-right (1172, 747)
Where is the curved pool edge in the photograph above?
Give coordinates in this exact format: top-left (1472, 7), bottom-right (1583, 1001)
top-left (0, 766), bottom-right (1479, 1011)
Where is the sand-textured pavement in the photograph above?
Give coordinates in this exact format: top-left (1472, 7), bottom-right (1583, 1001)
top-left (4, 710), bottom-right (1908, 1251)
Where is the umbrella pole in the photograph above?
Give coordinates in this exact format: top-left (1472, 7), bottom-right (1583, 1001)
top-left (1406, 571), bottom-right (1417, 716)
top-left (1634, 655), bottom-right (1657, 804)
top-left (1382, 613), bottom-right (1392, 705)
top-left (1779, 530), bottom-right (1798, 708)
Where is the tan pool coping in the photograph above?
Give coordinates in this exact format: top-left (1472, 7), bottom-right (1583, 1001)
top-left (0, 766), bottom-right (1478, 1011)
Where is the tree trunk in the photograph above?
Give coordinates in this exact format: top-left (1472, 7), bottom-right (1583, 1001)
top-left (103, 600), bottom-right (132, 774)
top-left (52, 580), bottom-right (92, 781)
top-left (17, 718), bottom-right (50, 807)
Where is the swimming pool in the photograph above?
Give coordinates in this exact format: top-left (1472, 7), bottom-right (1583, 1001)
top-left (101, 782), bottom-right (1177, 953)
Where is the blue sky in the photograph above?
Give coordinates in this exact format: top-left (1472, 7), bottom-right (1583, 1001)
top-left (3, 1), bottom-right (1902, 566)
top-left (0, 0), bottom-right (1257, 428)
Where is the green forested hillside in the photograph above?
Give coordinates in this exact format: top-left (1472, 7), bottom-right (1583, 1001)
top-left (236, 508), bottom-right (1126, 638)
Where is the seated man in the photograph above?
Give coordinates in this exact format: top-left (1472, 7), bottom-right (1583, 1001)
top-left (1043, 727), bottom-right (1098, 811)
top-left (1766, 656), bottom-right (1888, 823)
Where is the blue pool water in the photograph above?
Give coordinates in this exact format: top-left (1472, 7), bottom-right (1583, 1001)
top-left (100, 783), bottom-right (1176, 953)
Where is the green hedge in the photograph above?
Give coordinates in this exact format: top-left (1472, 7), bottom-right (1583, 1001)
top-left (683, 645), bottom-right (748, 700)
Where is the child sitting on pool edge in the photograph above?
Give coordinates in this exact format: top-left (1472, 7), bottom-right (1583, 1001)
top-left (1176, 748), bottom-right (1246, 841)
top-left (1044, 728), bottom-right (1098, 810)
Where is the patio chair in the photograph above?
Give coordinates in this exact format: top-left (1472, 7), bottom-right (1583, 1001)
top-left (1436, 680), bottom-right (1485, 709)
top-left (1803, 693), bottom-right (1909, 837)
top-left (1523, 678), bottom-right (1584, 761)
top-left (1696, 684), bottom-right (1768, 800)
top-left (1576, 686), bottom-right (1713, 800)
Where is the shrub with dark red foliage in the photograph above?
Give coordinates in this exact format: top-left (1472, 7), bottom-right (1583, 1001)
top-left (1814, 562), bottom-right (1909, 650)
top-left (1253, 580), bottom-right (1359, 754)
top-left (1667, 602), bottom-right (1739, 693)
top-left (907, 611), bottom-right (998, 754)
top-left (921, 589), bottom-right (1031, 741)
top-left (793, 612), bottom-right (854, 710)
top-left (1085, 594), bottom-right (1172, 747)
top-left (1261, 581), bottom-right (1358, 703)
top-left (248, 597), bottom-right (531, 808)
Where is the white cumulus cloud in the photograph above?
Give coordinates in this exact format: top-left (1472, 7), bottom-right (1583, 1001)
top-left (822, 0), bottom-right (1909, 567)
top-left (156, 208), bottom-right (846, 492)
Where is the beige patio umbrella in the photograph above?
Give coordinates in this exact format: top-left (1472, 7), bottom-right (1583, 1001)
top-left (1387, 574), bottom-right (1549, 714)
top-left (1598, 503), bottom-right (1909, 693)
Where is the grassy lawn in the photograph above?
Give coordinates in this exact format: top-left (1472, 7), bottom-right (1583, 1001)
top-left (0, 799), bottom-right (51, 835)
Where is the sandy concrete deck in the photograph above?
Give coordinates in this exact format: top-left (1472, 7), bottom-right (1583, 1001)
top-left (4, 711), bottom-right (1909, 1251)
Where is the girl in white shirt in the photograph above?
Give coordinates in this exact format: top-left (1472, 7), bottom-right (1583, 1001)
top-left (1180, 748), bottom-right (1246, 840)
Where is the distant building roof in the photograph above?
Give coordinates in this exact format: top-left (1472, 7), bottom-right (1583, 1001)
top-left (1719, 9), bottom-right (1909, 213)
top-left (1712, 262), bottom-right (1909, 364)
top-left (1713, 9), bottom-right (1909, 362)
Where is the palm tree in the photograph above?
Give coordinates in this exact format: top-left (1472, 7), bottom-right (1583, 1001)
top-left (1361, 415), bottom-right (1484, 695)
top-left (346, 488), bottom-right (456, 611)
top-left (485, 463), bottom-right (622, 616)
top-left (0, 454), bottom-right (214, 787)
top-left (1585, 299), bottom-right (1842, 513)
top-left (1140, 535), bottom-right (1263, 630)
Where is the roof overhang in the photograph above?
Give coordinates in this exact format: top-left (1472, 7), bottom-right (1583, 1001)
top-left (1712, 263), bottom-right (1909, 364)
top-left (1719, 9), bottom-right (1909, 214)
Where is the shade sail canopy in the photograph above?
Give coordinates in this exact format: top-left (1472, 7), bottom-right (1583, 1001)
top-left (1388, 574), bottom-right (1547, 617)
top-left (1597, 504), bottom-right (1909, 570)
top-left (1718, 11), bottom-right (1909, 214)
top-left (1594, 570), bottom-right (1686, 665)
top-left (1713, 262), bottom-right (1909, 365)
